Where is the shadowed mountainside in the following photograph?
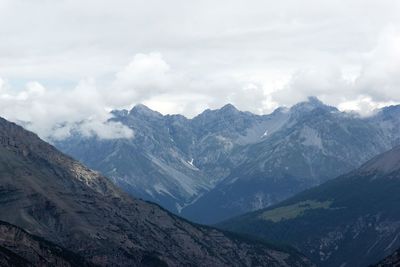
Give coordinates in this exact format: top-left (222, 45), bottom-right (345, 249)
top-left (0, 117), bottom-right (312, 266)
top-left (219, 146), bottom-right (400, 266)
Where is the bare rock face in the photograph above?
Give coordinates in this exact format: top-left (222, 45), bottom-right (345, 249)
top-left (0, 117), bottom-right (312, 266)
top-left (374, 248), bottom-right (400, 267)
top-left (0, 221), bottom-right (91, 267)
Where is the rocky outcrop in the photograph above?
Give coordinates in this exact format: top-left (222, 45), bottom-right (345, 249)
top-left (373, 247), bottom-right (400, 267)
top-left (0, 221), bottom-right (91, 267)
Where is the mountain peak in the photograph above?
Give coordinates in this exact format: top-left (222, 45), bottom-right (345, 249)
top-left (220, 103), bottom-right (239, 112)
top-left (307, 96), bottom-right (324, 105)
top-left (293, 96), bottom-right (324, 108)
top-left (290, 96), bottom-right (337, 114)
top-left (192, 103), bottom-right (240, 120)
top-left (129, 104), bottom-right (162, 117)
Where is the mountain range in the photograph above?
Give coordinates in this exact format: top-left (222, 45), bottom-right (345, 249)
top-left (219, 145), bottom-right (400, 266)
top-left (55, 97), bottom-right (400, 224)
top-left (0, 116), bottom-right (311, 266)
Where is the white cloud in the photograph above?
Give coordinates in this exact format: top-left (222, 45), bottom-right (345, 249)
top-left (1, 34), bottom-right (400, 140)
top-left (271, 67), bottom-right (353, 106)
top-left (0, 53), bottom-right (269, 139)
top-left (270, 26), bottom-right (400, 114)
top-left (338, 96), bottom-right (397, 116)
top-left (0, 0), bottom-right (400, 134)
top-left (354, 27), bottom-right (400, 102)
top-left (0, 78), bottom-right (133, 140)
top-left (107, 53), bottom-right (269, 117)
top-left (108, 53), bottom-right (175, 106)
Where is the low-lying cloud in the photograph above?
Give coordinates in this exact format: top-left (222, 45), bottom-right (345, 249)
top-left (0, 78), bottom-right (134, 140)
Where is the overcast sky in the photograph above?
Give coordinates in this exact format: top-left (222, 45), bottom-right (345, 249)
top-left (1, 0), bottom-right (400, 139)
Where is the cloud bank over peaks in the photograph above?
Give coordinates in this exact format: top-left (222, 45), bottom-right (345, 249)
top-left (109, 52), bottom-right (269, 117)
top-left (0, 52), bottom-right (267, 140)
top-left (0, 78), bottom-right (134, 141)
top-left (271, 27), bottom-right (400, 115)
top-left (2, 31), bottom-right (400, 140)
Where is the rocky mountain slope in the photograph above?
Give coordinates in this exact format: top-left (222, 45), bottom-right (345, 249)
top-left (373, 247), bottom-right (400, 266)
top-left (219, 145), bottom-right (400, 267)
top-left (55, 103), bottom-right (284, 215)
top-left (0, 220), bottom-right (91, 267)
top-left (55, 97), bottom-right (400, 224)
top-left (0, 117), bottom-right (311, 266)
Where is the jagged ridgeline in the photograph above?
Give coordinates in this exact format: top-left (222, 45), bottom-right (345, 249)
top-left (0, 117), bottom-right (312, 266)
top-left (55, 97), bottom-right (400, 224)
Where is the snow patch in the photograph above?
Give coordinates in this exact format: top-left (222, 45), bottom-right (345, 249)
top-left (176, 203), bottom-right (184, 213)
top-left (261, 129), bottom-right (268, 138)
top-left (181, 158), bottom-right (199, 171)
